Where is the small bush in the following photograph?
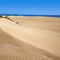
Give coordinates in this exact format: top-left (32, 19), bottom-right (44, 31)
top-left (0, 16), bottom-right (2, 18)
top-left (16, 22), bottom-right (19, 24)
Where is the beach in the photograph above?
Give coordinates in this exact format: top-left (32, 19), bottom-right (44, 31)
top-left (0, 16), bottom-right (60, 60)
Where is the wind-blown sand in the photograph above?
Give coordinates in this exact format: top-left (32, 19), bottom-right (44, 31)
top-left (0, 29), bottom-right (46, 60)
top-left (0, 16), bottom-right (60, 60)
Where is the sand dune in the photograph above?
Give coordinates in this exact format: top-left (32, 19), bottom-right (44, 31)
top-left (0, 29), bottom-right (46, 60)
top-left (0, 28), bottom-right (55, 60)
top-left (0, 16), bottom-right (60, 60)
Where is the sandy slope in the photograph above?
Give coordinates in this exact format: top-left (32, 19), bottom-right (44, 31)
top-left (0, 29), bottom-right (49, 60)
top-left (0, 17), bottom-right (60, 59)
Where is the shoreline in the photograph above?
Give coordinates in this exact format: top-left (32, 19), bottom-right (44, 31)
top-left (0, 14), bottom-right (60, 18)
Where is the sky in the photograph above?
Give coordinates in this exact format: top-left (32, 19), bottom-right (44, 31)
top-left (0, 0), bottom-right (60, 15)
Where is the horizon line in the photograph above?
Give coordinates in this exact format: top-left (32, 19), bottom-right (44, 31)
top-left (0, 13), bottom-right (60, 16)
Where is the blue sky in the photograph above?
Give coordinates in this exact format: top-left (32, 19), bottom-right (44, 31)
top-left (0, 0), bottom-right (60, 15)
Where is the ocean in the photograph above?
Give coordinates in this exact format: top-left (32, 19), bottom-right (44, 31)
top-left (0, 14), bottom-right (60, 18)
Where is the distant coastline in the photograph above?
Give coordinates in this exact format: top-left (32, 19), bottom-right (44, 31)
top-left (0, 14), bottom-right (60, 18)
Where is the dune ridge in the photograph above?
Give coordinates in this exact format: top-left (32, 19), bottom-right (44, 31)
top-left (0, 16), bottom-right (60, 60)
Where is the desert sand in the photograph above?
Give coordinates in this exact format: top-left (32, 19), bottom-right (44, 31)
top-left (0, 16), bottom-right (60, 60)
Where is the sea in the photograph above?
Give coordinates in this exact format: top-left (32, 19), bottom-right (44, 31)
top-left (0, 14), bottom-right (60, 18)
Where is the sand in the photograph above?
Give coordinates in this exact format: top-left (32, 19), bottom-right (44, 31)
top-left (0, 29), bottom-right (47, 60)
top-left (0, 16), bottom-right (60, 60)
